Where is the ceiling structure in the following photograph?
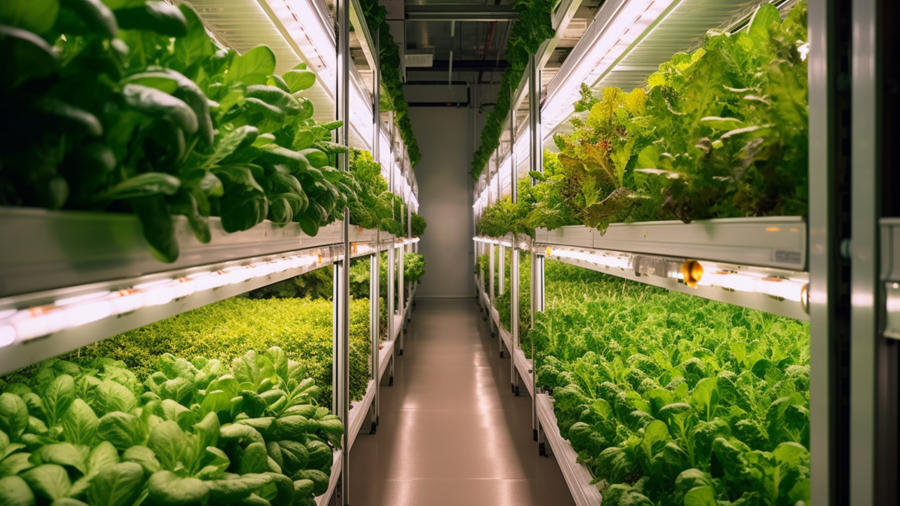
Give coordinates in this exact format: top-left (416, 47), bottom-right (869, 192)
top-left (395, 0), bottom-right (603, 114)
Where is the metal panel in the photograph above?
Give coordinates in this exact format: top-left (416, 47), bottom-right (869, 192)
top-left (0, 247), bottom-right (341, 375)
top-left (850, 0), bottom-right (880, 503)
top-left (0, 208), bottom-right (342, 299)
top-left (535, 218), bottom-right (807, 270)
top-left (807, 2), bottom-right (837, 500)
top-left (881, 219), bottom-right (900, 339)
top-left (535, 394), bottom-right (604, 506)
top-left (534, 225), bottom-right (594, 249)
top-left (543, 246), bottom-right (810, 321)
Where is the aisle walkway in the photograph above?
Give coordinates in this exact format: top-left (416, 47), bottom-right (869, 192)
top-left (349, 299), bottom-right (574, 506)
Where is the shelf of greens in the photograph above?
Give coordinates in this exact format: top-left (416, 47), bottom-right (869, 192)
top-left (475, 1), bottom-right (810, 319)
top-left (0, 347), bottom-right (343, 506)
top-left (476, 0), bottom-right (809, 242)
top-left (0, 0), bottom-right (426, 370)
top-left (472, 2), bottom-right (812, 503)
top-left (530, 260), bottom-right (810, 505)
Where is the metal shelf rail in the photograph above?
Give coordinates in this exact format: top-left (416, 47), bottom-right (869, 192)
top-left (532, 218), bottom-right (810, 322)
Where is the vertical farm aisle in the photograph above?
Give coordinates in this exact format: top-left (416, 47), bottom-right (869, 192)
top-left (349, 299), bottom-right (574, 505)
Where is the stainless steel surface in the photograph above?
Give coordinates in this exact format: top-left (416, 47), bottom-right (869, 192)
top-left (535, 394), bottom-right (604, 506)
top-left (349, 299), bottom-right (574, 505)
top-left (371, 249), bottom-right (382, 425)
top-left (336, 0), bottom-right (352, 499)
top-left (535, 217), bottom-right (808, 270)
top-left (0, 208), bottom-right (342, 299)
top-left (807, 0), bottom-right (836, 503)
top-left (850, 0), bottom-right (879, 503)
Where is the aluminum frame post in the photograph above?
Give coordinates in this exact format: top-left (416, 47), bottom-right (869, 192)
top-left (387, 243), bottom-right (395, 346)
top-left (807, 1), bottom-right (843, 504)
top-left (370, 249), bottom-right (380, 428)
top-left (499, 243), bottom-right (505, 298)
top-left (335, 0), bottom-right (351, 499)
top-left (528, 53), bottom-right (543, 441)
top-left (488, 241), bottom-right (495, 337)
top-left (406, 163), bottom-right (414, 321)
top-left (398, 241), bottom-right (405, 353)
top-left (373, 28), bottom-right (380, 163)
top-left (850, 0), bottom-right (884, 503)
top-left (509, 99), bottom-right (520, 391)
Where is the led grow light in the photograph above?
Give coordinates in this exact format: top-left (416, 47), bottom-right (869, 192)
top-left (0, 249), bottom-right (326, 347)
top-left (542, 0), bottom-right (677, 143)
top-left (545, 245), bottom-right (809, 307)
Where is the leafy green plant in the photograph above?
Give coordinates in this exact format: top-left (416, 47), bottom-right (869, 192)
top-left (477, 2), bottom-right (809, 231)
top-left (0, 0), bottom-right (361, 263)
top-left (528, 260), bottom-right (811, 506)
top-left (471, 0), bottom-right (556, 179)
top-left (410, 212), bottom-right (426, 238)
top-left (357, 0), bottom-right (420, 166)
top-left (248, 267), bottom-right (336, 302)
top-left (49, 296), bottom-right (373, 407)
top-left (551, 2), bottom-right (809, 229)
top-left (476, 153), bottom-right (577, 238)
top-left (0, 346), bottom-right (343, 506)
top-left (403, 253), bottom-right (426, 284)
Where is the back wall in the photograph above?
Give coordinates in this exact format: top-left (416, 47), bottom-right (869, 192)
top-left (408, 107), bottom-right (474, 298)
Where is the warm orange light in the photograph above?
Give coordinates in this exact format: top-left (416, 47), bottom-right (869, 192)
top-left (681, 260), bottom-right (704, 288)
top-left (765, 227), bottom-right (781, 232)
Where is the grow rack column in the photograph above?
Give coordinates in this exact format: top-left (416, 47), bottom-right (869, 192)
top-left (334, 0), bottom-right (351, 500)
top-left (528, 53), bottom-right (544, 442)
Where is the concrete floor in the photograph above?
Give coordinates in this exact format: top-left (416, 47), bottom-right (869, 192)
top-left (348, 298), bottom-right (575, 506)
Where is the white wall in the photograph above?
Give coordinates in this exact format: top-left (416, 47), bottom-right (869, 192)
top-left (408, 107), bottom-right (475, 298)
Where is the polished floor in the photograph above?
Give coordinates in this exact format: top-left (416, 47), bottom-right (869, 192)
top-left (348, 298), bottom-right (575, 506)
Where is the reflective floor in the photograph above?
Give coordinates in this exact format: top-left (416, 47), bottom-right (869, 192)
top-left (348, 298), bottom-right (575, 506)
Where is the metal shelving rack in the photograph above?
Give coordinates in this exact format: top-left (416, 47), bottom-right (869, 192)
top-left (0, 1), bottom-right (421, 505)
top-left (471, 1), bottom-right (843, 505)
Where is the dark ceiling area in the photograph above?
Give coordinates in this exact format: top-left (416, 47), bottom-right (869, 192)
top-left (403, 0), bottom-right (515, 85)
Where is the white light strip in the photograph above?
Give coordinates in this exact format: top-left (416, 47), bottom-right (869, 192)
top-left (542, 0), bottom-right (676, 144)
top-left (265, 0), bottom-right (373, 151)
top-left (0, 250), bottom-right (329, 347)
top-left (268, 0), bottom-right (335, 91)
top-left (695, 262), bottom-right (807, 302)
top-left (546, 245), bottom-right (808, 303)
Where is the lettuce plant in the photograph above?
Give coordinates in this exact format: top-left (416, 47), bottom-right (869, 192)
top-left (476, 1), bottom-right (809, 232)
top-left (0, 0), bottom-right (365, 262)
top-left (529, 261), bottom-right (810, 506)
top-left (0, 347), bottom-right (343, 506)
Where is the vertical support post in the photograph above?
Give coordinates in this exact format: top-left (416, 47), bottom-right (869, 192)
top-left (335, 0), bottom-right (351, 499)
top-left (406, 161), bottom-right (414, 320)
top-left (850, 0), bottom-right (882, 504)
top-left (528, 53), bottom-right (543, 442)
top-left (398, 240), bottom-right (405, 352)
top-left (808, 1), bottom-right (839, 505)
top-left (373, 28), bottom-right (380, 164)
top-left (332, 262), bottom-right (341, 416)
top-left (488, 241), bottom-right (495, 337)
top-left (499, 242), bottom-right (505, 297)
top-left (370, 249), bottom-right (380, 428)
top-left (387, 242), bottom-right (395, 345)
top-left (510, 98), bottom-right (519, 391)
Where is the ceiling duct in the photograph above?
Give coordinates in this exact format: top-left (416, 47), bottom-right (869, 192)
top-left (405, 50), bottom-right (434, 67)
